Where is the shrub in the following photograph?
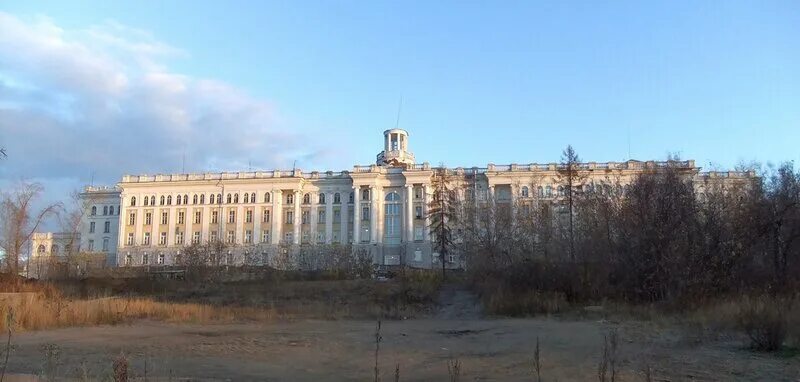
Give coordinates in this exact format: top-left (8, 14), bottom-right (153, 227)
top-left (737, 295), bottom-right (788, 351)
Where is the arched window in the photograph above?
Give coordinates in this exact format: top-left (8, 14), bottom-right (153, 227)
top-left (131, 197), bottom-right (137, 207)
top-left (103, 206), bottom-right (108, 215)
top-left (244, 193), bottom-right (250, 203)
top-left (210, 194), bottom-right (215, 204)
top-left (150, 196), bottom-right (155, 206)
top-left (334, 193), bottom-right (341, 204)
top-left (91, 206), bottom-right (97, 215)
top-left (264, 192), bottom-right (271, 203)
top-left (537, 186), bottom-right (544, 198)
top-left (557, 186), bottom-right (565, 196)
top-left (227, 194), bottom-right (232, 204)
top-left (234, 193), bottom-right (239, 203)
top-left (37, 245), bottom-right (46, 254)
top-left (362, 189), bottom-right (370, 201)
top-left (183, 195), bottom-right (188, 205)
top-left (51, 245), bottom-right (59, 255)
top-left (287, 194), bottom-right (294, 204)
top-left (545, 186), bottom-right (553, 197)
top-left (383, 192), bottom-right (401, 244)
top-left (167, 195), bottom-right (172, 205)
top-left (217, 194), bottom-right (222, 204)
top-left (349, 192), bottom-right (354, 204)
top-left (521, 186), bottom-right (529, 198)
top-left (109, 206), bottom-right (114, 215)
top-left (303, 193), bottom-right (310, 204)
top-left (319, 193), bottom-right (326, 204)
top-left (144, 197), bottom-right (149, 206)
top-left (176, 195), bottom-right (182, 205)
top-left (160, 196), bottom-right (166, 205)
top-left (200, 194), bottom-right (205, 204)
top-left (193, 194), bottom-right (198, 204)
top-left (250, 193), bottom-right (256, 203)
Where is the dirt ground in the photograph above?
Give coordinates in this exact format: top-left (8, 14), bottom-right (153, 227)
top-left (4, 287), bottom-right (800, 381)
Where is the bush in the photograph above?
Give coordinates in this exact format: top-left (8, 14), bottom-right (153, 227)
top-left (737, 296), bottom-right (788, 351)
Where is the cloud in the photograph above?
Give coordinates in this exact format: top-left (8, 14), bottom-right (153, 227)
top-left (0, 12), bottom-right (322, 203)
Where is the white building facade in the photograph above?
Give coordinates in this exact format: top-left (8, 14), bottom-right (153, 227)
top-left (83, 129), bottom-right (755, 268)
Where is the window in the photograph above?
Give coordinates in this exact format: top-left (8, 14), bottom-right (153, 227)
top-left (414, 227), bottom-right (424, 241)
top-left (211, 210), bottom-right (219, 224)
top-left (210, 231), bottom-right (218, 242)
top-left (303, 193), bottom-right (310, 204)
top-left (176, 231), bottom-right (184, 245)
top-left (318, 210), bottom-right (326, 222)
top-left (234, 193), bottom-right (239, 203)
top-left (88, 239), bottom-right (94, 251)
top-left (193, 195), bottom-right (198, 204)
top-left (557, 186), bottom-right (564, 196)
top-left (176, 195), bottom-right (182, 205)
top-left (143, 232), bottom-right (151, 245)
top-left (264, 192), bottom-right (271, 203)
top-left (109, 206), bottom-right (114, 215)
top-left (362, 207), bottom-right (370, 221)
top-left (537, 186), bottom-right (544, 198)
top-left (228, 210), bottom-right (236, 223)
top-left (261, 252), bottom-right (268, 265)
top-left (125, 254), bottom-right (132, 265)
top-left (104, 221), bottom-right (110, 233)
top-left (149, 196), bottom-right (155, 206)
top-left (521, 186), bottom-right (529, 198)
top-left (103, 206), bottom-right (108, 215)
top-left (246, 210), bottom-right (252, 223)
top-left (157, 253), bottom-right (165, 265)
top-left (287, 194), bottom-right (294, 204)
top-left (167, 195), bottom-right (173, 205)
top-left (545, 186), bottom-right (553, 197)
top-left (183, 195), bottom-right (188, 205)
top-left (334, 193), bottom-right (341, 204)
top-left (286, 211), bottom-right (294, 224)
top-left (145, 212), bottom-right (152, 225)
top-left (131, 197), bottom-right (136, 207)
top-left (414, 249), bottom-right (422, 261)
top-left (200, 194), bottom-right (205, 204)
top-left (250, 192), bottom-right (255, 203)
top-left (334, 209), bottom-right (341, 223)
top-left (102, 238), bottom-right (109, 251)
top-left (317, 232), bottom-right (325, 243)
top-left (227, 194), bottom-right (232, 204)
top-left (193, 231), bottom-right (200, 244)
top-left (127, 233), bottom-right (134, 246)
top-left (362, 189), bottom-right (370, 201)
top-left (244, 230), bottom-right (252, 244)
top-left (263, 209), bottom-right (270, 223)
top-left (415, 206), bottom-right (423, 219)
top-left (226, 252), bottom-right (234, 265)
top-left (261, 230), bottom-right (270, 243)
top-left (178, 211), bottom-right (185, 224)
top-left (91, 206), bottom-right (97, 215)
top-left (244, 193), bottom-right (250, 203)
top-left (285, 232), bottom-right (293, 243)
top-left (226, 230), bottom-right (235, 244)
top-left (210, 194), bottom-right (215, 204)
top-left (159, 232), bottom-right (167, 245)
top-left (302, 231), bottom-right (310, 243)
top-left (384, 192), bottom-right (401, 244)
top-left (89, 221), bottom-right (96, 233)
top-left (161, 211), bottom-right (168, 225)
top-left (144, 197), bottom-right (150, 206)
top-left (415, 187), bottom-right (422, 199)
top-left (319, 193), bottom-right (326, 204)
top-left (142, 253), bottom-right (149, 265)
top-left (349, 192), bottom-right (354, 204)
top-left (301, 211), bottom-right (309, 224)
top-left (194, 210), bottom-right (201, 224)
top-left (160, 196), bottom-right (165, 205)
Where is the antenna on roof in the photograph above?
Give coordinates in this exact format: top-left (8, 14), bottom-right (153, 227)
top-left (181, 151), bottom-right (186, 173)
top-left (627, 125), bottom-right (631, 160)
top-left (90, 171), bottom-right (95, 187)
top-left (395, 96), bottom-right (403, 129)
top-left (248, 160), bottom-right (252, 172)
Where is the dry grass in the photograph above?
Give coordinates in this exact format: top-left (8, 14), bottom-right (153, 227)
top-left (0, 294), bottom-right (278, 332)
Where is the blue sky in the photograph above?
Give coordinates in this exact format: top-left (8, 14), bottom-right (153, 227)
top-left (0, 1), bottom-right (798, 207)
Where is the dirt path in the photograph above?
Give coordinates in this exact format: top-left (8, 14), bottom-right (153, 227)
top-left (4, 317), bottom-right (799, 381)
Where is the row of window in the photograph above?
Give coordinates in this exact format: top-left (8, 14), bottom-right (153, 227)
top-left (90, 205), bottom-right (120, 216)
top-left (88, 221), bottom-right (112, 234)
top-left (517, 184), bottom-right (629, 198)
top-left (125, 251), bottom-right (270, 266)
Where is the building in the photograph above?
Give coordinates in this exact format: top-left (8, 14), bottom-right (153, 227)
top-left (86, 129), bottom-right (754, 268)
top-left (79, 186), bottom-right (122, 266)
top-left (29, 232), bottom-right (80, 278)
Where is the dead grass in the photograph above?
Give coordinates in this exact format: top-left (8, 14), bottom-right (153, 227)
top-left (0, 294), bottom-right (279, 332)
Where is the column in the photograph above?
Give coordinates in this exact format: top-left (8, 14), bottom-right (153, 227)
top-left (488, 185), bottom-right (496, 234)
top-left (235, 205), bottom-right (244, 245)
top-left (405, 185), bottom-right (414, 242)
top-left (253, 204), bottom-right (261, 246)
top-left (293, 190), bottom-right (301, 245)
top-left (167, 205), bottom-right (176, 246)
top-left (310, 193), bottom-right (318, 244)
top-left (201, 205), bottom-right (210, 242)
top-left (340, 191), bottom-right (348, 244)
top-left (325, 192), bottom-right (334, 244)
top-left (370, 186), bottom-right (379, 243)
top-left (271, 190), bottom-right (281, 245)
top-left (352, 186), bottom-right (361, 244)
top-left (423, 184), bottom-right (431, 241)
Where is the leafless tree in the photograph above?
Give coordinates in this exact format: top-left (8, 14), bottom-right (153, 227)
top-left (0, 181), bottom-right (61, 277)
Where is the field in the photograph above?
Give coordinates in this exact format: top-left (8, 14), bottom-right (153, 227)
top-left (0, 278), bottom-right (798, 381)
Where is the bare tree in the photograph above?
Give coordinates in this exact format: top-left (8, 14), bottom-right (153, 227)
top-left (0, 182), bottom-right (61, 277)
top-left (428, 166), bottom-right (458, 279)
top-left (556, 145), bottom-right (586, 261)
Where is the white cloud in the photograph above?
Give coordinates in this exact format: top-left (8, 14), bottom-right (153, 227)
top-left (0, 12), bottom-right (324, 208)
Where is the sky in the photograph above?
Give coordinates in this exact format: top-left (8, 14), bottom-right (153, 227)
top-left (0, 1), bottom-right (798, 216)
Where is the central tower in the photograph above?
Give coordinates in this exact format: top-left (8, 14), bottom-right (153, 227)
top-left (376, 129), bottom-right (415, 167)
